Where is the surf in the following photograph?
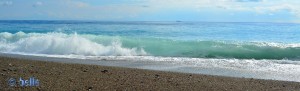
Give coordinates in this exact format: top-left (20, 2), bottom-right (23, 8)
top-left (0, 31), bottom-right (300, 60)
top-left (0, 31), bottom-right (147, 56)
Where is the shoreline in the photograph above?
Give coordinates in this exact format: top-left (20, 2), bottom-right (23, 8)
top-left (1, 53), bottom-right (299, 82)
top-left (0, 56), bottom-right (300, 90)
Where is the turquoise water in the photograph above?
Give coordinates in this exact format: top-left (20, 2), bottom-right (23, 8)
top-left (1, 20), bottom-right (300, 82)
top-left (1, 20), bottom-right (300, 60)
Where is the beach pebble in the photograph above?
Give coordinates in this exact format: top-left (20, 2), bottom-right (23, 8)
top-left (2, 69), bottom-right (7, 71)
top-left (9, 63), bottom-right (13, 67)
top-left (282, 84), bottom-right (286, 87)
top-left (88, 86), bottom-right (93, 90)
top-left (8, 68), bottom-right (16, 71)
top-left (29, 70), bottom-right (35, 73)
top-left (189, 75), bottom-right (192, 78)
top-left (36, 87), bottom-right (42, 91)
top-left (101, 70), bottom-right (108, 73)
top-left (155, 74), bottom-right (160, 78)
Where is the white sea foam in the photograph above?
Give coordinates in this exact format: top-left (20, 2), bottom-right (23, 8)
top-left (84, 56), bottom-right (300, 82)
top-left (0, 32), bottom-right (147, 56)
top-left (253, 42), bottom-right (300, 48)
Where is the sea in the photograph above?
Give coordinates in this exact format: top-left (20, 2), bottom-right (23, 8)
top-left (0, 20), bottom-right (300, 82)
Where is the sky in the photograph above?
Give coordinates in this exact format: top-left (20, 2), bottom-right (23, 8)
top-left (0, 0), bottom-right (300, 22)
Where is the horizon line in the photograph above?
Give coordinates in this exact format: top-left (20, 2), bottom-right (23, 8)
top-left (0, 20), bottom-right (299, 24)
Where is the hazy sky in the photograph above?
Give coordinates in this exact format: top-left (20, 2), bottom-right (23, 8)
top-left (0, 0), bottom-right (300, 22)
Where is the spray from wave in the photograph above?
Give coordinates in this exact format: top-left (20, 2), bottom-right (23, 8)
top-left (0, 31), bottom-right (147, 56)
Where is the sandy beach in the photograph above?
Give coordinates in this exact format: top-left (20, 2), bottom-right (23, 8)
top-left (0, 56), bottom-right (299, 91)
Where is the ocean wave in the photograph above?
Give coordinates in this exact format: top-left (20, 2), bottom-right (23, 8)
top-left (0, 31), bottom-right (147, 56)
top-left (123, 38), bottom-right (300, 60)
top-left (0, 31), bottom-right (300, 60)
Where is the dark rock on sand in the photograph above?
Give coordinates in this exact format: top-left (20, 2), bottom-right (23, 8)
top-left (88, 86), bottom-right (93, 90)
top-left (101, 70), bottom-right (108, 73)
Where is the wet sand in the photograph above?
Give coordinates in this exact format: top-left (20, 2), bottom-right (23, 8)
top-left (0, 56), bottom-right (299, 91)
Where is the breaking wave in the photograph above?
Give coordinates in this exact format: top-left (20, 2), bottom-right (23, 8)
top-left (0, 31), bottom-right (147, 56)
top-left (1, 31), bottom-right (300, 60)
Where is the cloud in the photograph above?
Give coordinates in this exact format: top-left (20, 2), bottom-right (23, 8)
top-left (233, 0), bottom-right (263, 2)
top-left (71, 1), bottom-right (89, 8)
top-left (254, 4), bottom-right (300, 17)
top-left (0, 1), bottom-right (12, 6)
top-left (139, 0), bottom-right (300, 19)
top-left (39, 0), bottom-right (146, 20)
top-left (32, 1), bottom-right (43, 7)
top-left (1, 0), bottom-right (298, 22)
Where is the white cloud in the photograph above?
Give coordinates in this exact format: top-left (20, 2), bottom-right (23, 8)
top-left (32, 1), bottom-right (43, 7)
top-left (74, 1), bottom-right (89, 8)
top-left (3, 0), bottom-right (297, 21)
top-left (233, 0), bottom-right (264, 2)
top-left (141, 0), bottom-right (300, 17)
top-left (87, 0), bottom-right (300, 19)
top-left (0, 1), bottom-right (13, 6)
top-left (254, 4), bottom-right (300, 16)
top-left (61, 0), bottom-right (89, 8)
top-left (41, 0), bottom-right (146, 20)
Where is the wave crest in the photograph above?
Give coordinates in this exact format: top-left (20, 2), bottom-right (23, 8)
top-left (0, 32), bottom-right (147, 56)
top-left (1, 31), bottom-right (300, 60)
